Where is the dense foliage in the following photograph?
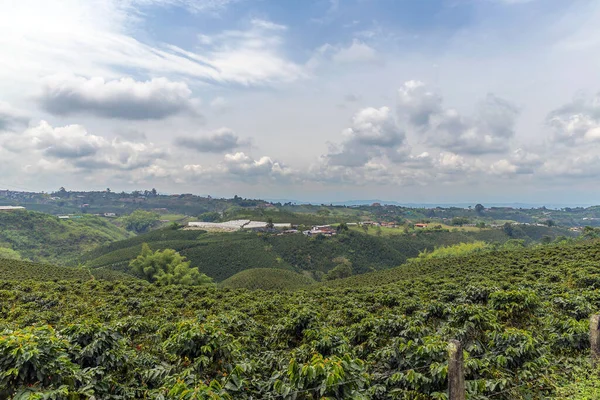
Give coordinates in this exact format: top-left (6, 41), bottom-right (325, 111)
top-left (130, 244), bottom-right (213, 286)
top-left (121, 210), bottom-right (161, 233)
top-left (1, 240), bottom-right (600, 398)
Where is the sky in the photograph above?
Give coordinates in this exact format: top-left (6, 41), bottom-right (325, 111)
top-left (1, 0), bottom-right (600, 204)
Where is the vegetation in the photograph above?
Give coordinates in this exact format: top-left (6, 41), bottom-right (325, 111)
top-left (0, 247), bottom-right (22, 260)
top-left (0, 210), bottom-right (132, 264)
top-left (221, 268), bottom-right (315, 290)
top-left (1, 239), bottom-right (600, 398)
top-left (121, 210), bottom-right (160, 233)
top-left (416, 241), bottom-right (490, 260)
top-left (130, 244), bottom-right (213, 286)
top-left (78, 225), bottom-right (574, 283)
top-left (0, 257), bottom-right (137, 281)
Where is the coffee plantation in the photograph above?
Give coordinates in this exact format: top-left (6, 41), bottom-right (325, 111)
top-left (1, 239), bottom-right (600, 398)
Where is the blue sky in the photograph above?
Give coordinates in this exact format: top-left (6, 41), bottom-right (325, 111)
top-left (1, 0), bottom-right (600, 203)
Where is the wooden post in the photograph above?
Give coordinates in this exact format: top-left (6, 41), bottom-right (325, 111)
top-left (448, 339), bottom-right (465, 400)
top-left (591, 314), bottom-right (600, 368)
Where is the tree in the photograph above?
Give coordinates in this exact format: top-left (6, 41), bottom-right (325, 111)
top-left (266, 217), bottom-right (275, 229)
top-left (198, 212), bottom-right (221, 222)
top-left (336, 222), bottom-right (349, 233)
top-left (503, 222), bottom-right (514, 237)
top-left (122, 210), bottom-right (160, 233)
top-left (129, 244), bottom-right (213, 286)
top-left (545, 219), bottom-right (556, 227)
top-left (451, 217), bottom-right (470, 226)
top-left (325, 257), bottom-right (353, 281)
top-left (0, 247), bottom-right (22, 260)
top-left (475, 204), bottom-right (485, 214)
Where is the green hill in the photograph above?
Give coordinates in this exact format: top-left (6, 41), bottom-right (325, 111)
top-left (0, 257), bottom-right (138, 281)
top-left (2, 239), bottom-right (600, 398)
top-left (78, 226), bottom-right (564, 282)
top-left (220, 268), bottom-right (315, 290)
top-left (0, 210), bottom-right (133, 264)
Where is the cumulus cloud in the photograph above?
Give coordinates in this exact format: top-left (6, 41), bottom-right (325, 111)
top-left (327, 106), bottom-right (409, 167)
top-left (0, 102), bottom-right (29, 131)
top-left (541, 154), bottom-right (600, 179)
top-left (175, 128), bottom-right (248, 153)
top-left (2, 121), bottom-right (166, 172)
top-left (397, 81), bottom-right (519, 155)
top-left (490, 148), bottom-right (543, 175)
top-left (183, 152), bottom-right (295, 183)
top-left (547, 94), bottom-right (600, 144)
top-left (39, 75), bottom-right (200, 120)
top-left (397, 80), bottom-right (443, 128)
top-left (308, 40), bottom-right (379, 70)
top-left (332, 39), bottom-right (378, 64)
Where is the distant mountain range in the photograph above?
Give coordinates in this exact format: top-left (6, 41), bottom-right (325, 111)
top-left (264, 199), bottom-right (596, 209)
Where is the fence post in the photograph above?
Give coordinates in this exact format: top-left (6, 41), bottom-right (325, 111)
top-left (448, 339), bottom-right (465, 400)
top-left (591, 314), bottom-right (600, 367)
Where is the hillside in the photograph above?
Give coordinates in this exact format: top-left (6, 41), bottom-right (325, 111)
top-left (0, 257), bottom-right (138, 282)
top-left (0, 210), bottom-right (132, 264)
top-left (78, 226), bottom-right (562, 282)
top-left (220, 268), bottom-right (315, 290)
top-left (2, 239), bottom-right (600, 398)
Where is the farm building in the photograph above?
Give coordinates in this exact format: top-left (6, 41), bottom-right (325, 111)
top-left (0, 206), bottom-right (25, 211)
top-left (414, 223), bottom-right (428, 228)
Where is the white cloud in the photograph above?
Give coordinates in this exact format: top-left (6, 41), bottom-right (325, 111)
top-left (308, 40), bottom-right (380, 70)
top-left (332, 39), bottom-right (379, 64)
top-left (39, 75), bottom-right (200, 120)
top-left (327, 106), bottom-right (409, 166)
top-left (2, 121), bottom-right (166, 172)
top-left (0, 1), bottom-right (304, 89)
top-left (547, 94), bottom-right (600, 144)
top-left (210, 96), bottom-right (230, 113)
top-left (183, 152), bottom-right (295, 183)
top-left (0, 102), bottom-right (29, 131)
top-left (397, 81), bottom-right (519, 155)
top-left (175, 128), bottom-right (248, 153)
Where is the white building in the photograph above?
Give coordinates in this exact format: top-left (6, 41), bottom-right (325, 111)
top-left (0, 206), bottom-right (25, 211)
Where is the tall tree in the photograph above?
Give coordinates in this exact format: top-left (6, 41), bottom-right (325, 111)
top-left (130, 244), bottom-right (213, 286)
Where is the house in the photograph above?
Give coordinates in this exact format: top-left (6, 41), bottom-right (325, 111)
top-left (58, 215), bottom-right (70, 219)
top-left (0, 206), bottom-right (25, 211)
top-left (104, 212), bottom-right (117, 217)
top-left (303, 225), bottom-right (337, 236)
top-left (361, 221), bottom-right (378, 226)
top-left (414, 223), bottom-right (428, 228)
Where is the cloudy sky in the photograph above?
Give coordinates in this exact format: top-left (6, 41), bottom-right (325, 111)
top-left (1, 0), bottom-right (600, 203)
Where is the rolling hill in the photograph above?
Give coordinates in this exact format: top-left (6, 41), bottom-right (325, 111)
top-left (77, 225), bottom-right (565, 282)
top-left (0, 210), bottom-right (133, 264)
